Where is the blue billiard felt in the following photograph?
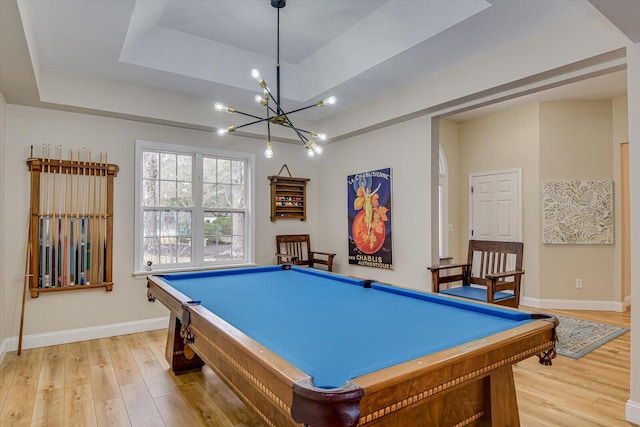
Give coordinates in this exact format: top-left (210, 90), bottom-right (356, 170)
top-left (162, 266), bottom-right (534, 389)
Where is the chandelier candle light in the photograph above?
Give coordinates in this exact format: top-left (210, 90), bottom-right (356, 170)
top-left (214, 0), bottom-right (336, 158)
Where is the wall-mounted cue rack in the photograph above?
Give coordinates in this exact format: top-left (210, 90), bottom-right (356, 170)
top-left (26, 146), bottom-right (119, 297)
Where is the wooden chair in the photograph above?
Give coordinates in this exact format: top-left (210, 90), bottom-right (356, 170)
top-left (275, 234), bottom-right (336, 272)
top-left (428, 240), bottom-right (524, 308)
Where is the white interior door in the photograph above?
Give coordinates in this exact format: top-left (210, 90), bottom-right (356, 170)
top-left (470, 169), bottom-right (522, 241)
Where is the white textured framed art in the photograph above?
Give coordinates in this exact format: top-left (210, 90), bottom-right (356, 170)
top-left (542, 180), bottom-right (613, 245)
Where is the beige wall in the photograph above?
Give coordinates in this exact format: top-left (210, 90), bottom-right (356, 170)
top-left (316, 117), bottom-right (433, 291)
top-left (0, 91), bottom-right (6, 345)
top-left (457, 104), bottom-right (541, 299)
top-left (2, 104), bottom-right (319, 339)
top-left (446, 100), bottom-right (623, 306)
top-left (538, 101), bottom-right (615, 302)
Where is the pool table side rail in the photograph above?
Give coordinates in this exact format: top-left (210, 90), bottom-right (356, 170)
top-left (352, 317), bottom-right (556, 425)
top-left (187, 310), bottom-right (309, 426)
top-left (371, 282), bottom-right (531, 321)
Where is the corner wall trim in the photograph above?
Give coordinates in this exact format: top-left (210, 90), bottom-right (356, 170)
top-left (520, 296), bottom-right (626, 312)
top-left (626, 399), bottom-right (640, 424)
top-left (0, 316), bottom-right (170, 359)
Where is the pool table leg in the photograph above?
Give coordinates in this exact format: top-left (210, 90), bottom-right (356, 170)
top-left (166, 316), bottom-right (205, 374)
top-left (486, 365), bottom-right (520, 426)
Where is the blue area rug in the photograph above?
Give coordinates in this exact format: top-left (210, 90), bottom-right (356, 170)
top-left (556, 315), bottom-right (629, 359)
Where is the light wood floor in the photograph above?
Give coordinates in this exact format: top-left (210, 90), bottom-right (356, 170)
top-left (0, 308), bottom-right (633, 426)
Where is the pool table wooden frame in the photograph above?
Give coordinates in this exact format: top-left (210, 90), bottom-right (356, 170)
top-left (147, 269), bottom-right (557, 427)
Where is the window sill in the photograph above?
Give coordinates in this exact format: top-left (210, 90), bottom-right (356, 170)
top-left (133, 263), bottom-right (258, 280)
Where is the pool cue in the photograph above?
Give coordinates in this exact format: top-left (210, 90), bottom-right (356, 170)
top-left (38, 211), bottom-right (43, 288)
top-left (51, 145), bottom-right (57, 287)
top-left (96, 152), bottom-right (104, 284)
top-left (101, 152), bottom-right (108, 283)
top-left (19, 145), bottom-right (36, 351)
top-left (19, 144), bottom-right (34, 352)
top-left (18, 145), bottom-right (36, 352)
top-left (95, 153), bottom-right (103, 284)
top-left (69, 149), bottom-right (75, 286)
top-left (19, 145), bottom-right (35, 351)
top-left (92, 152), bottom-right (99, 284)
top-left (91, 150), bottom-right (100, 284)
top-left (43, 144), bottom-right (52, 288)
top-left (53, 145), bottom-right (61, 287)
top-left (56, 145), bottom-right (63, 287)
top-left (63, 148), bottom-right (70, 286)
top-left (76, 149), bottom-right (81, 285)
top-left (86, 150), bottom-right (94, 285)
top-left (38, 144), bottom-right (46, 287)
top-left (76, 149), bottom-right (82, 284)
top-left (77, 148), bottom-right (82, 285)
top-left (84, 150), bottom-right (89, 285)
top-left (85, 151), bottom-right (90, 285)
top-left (18, 209), bottom-right (33, 355)
top-left (88, 153), bottom-right (94, 285)
top-left (51, 146), bottom-right (56, 287)
top-left (79, 148), bottom-right (86, 285)
top-left (76, 149), bottom-right (82, 285)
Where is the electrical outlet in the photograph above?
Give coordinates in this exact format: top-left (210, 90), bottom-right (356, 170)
top-left (576, 279), bottom-right (583, 289)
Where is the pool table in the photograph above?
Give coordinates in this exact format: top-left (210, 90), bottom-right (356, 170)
top-left (146, 265), bottom-right (557, 427)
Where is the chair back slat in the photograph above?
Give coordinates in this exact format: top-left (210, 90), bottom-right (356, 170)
top-left (276, 234), bottom-right (312, 266)
top-left (467, 241), bottom-right (523, 287)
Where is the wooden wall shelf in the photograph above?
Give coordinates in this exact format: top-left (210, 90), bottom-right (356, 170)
top-left (32, 282), bottom-right (113, 295)
top-left (268, 165), bottom-right (309, 221)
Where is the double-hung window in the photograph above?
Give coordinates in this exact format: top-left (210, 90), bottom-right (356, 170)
top-left (134, 140), bottom-right (254, 274)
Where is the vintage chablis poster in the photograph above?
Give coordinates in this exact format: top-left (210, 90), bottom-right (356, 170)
top-left (347, 168), bottom-right (392, 269)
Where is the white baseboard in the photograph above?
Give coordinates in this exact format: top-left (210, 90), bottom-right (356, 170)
top-left (0, 339), bottom-right (12, 365)
top-left (0, 316), bottom-right (170, 361)
top-left (626, 399), bottom-right (640, 424)
top-left (520, 296), bottom-right (627, 312)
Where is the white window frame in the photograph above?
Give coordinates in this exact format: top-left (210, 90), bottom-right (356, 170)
top-left (133, 140), bottom-right (255, 276)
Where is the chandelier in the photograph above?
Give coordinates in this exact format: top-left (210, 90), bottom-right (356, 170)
top-left (214, 0), bottom-right (336, 158)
